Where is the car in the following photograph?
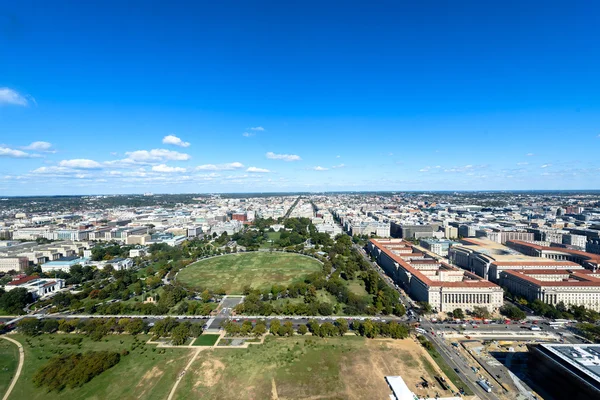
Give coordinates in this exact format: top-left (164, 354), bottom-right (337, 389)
top-left (454, 368), bottom-right (460, 373)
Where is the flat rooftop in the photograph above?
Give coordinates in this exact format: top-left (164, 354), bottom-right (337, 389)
top-left (460, 238), bottom-right (538, 261)
top-left (540, 344), bottom-right (600, 385)
top-left (371, 239), bottom-right (497, 288)
top-left (459, 238), bottom-right (580, 266)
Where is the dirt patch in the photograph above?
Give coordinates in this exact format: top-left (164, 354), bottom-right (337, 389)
top-left (138, 366), bottom-right (164, 387)
top-left (136, 365), bottom-right (164, 399)
top-left (338, 339), bottom-right (456, 399)
top-left (194, 359), bottom-right (225, 388)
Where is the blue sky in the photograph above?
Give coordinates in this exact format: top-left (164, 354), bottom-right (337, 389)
top-left (1, 1), bottom-right (600, 195)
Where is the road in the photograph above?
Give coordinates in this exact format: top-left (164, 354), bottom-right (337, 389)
top-left (421, 317), bottom-right (502, 400)
top-left (1, 336), bottom-right (24, 400)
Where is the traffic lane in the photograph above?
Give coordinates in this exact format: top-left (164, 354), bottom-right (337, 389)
top-left (423, 327), bottom-right (497, 400)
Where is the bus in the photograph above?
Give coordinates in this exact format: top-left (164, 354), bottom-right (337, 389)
top-left (548, 319), bottom-right (573, 327)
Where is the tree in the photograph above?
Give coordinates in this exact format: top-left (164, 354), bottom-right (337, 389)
top-left (270, 319), bottom-right (281, 335)
top-left (252, 322), bottom-right (267, 337)
top-left (452, 308), bottom-right (465, 320)
top-left (335, 318), bottom-right (348, 336)
top-left (201, 289), bottom-right (211, 303)
top-left (297, 324), bottom-right (308, 335)
top-left (472, 306), bottom-right (490, 319)
top-left (17, 318), bottom-right (41, 336)
top-left (500, 304), bottom-right (526, 321)
top-left (0, 288), bottom-right (32, 314)
top-left (41, 319), bottom-right (59, 333)
top-left (418, 301), bottom-right (432, 314)
top-left (171, 324), bottom-right (190, 345)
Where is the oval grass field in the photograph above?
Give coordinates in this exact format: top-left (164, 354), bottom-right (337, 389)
top-left (177, 252), bottom-right (322, 294)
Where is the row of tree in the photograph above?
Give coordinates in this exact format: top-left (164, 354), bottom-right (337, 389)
top-left (33, 351), bottom-right (122, 392)
top-left (223, 318), bottom-right (410, 339)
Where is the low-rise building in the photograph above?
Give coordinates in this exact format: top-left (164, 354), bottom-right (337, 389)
top-left (41, 256), bottom-right (88, 273)
top-left (418, 239), bottom-right (458, 257)
top-left (4, 276), bottom-right (65, 299)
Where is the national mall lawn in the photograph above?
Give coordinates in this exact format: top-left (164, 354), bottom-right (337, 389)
top-left (176, 252), bottom-right (322, 294)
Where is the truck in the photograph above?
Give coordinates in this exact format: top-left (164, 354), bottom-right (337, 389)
top-left (477, 379), bottom-right (492, 393)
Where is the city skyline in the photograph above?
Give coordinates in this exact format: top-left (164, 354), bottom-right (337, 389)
top-left (2, 2), bottom-right (600, 195)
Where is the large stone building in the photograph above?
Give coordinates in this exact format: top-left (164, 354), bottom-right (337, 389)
top-left (0, 257), bottom-right (29, 273)
top-left (368, 239), bottom-right (503, 313)
top-left (505, 240), bottom-right (600, 271)
top-left (448, 238), bottom-right (581, 283)
top-left (500, 269), bottom-right (600, 311)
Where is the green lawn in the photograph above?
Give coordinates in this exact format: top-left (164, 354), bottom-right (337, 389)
top-left (260, 232), bottom-right (281, 248)
top-left (8, 334), bottom-right (193, 400)
top-left (177, 252), bottom-right (322, 294)
top-left (346, 280), bottom-right (369, 297)
top-left (174, 336), bottom-right (454, 400)
top-left (192, 335), bottom-right (220, 346)
top-left (0, 339), bottom-right (19, 397)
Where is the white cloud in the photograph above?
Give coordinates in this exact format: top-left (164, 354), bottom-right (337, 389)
top-left (246, 167), bottom-right (270, 173)
top-left (0, 147), bottom-right (35, 158)
top-left (312, 166), bottom-right (329, 171)
top-left (22, 141), bottom-right (52, 151)
top-left (31, 166), bottom-right (70, 174)
top-left (541, 164), bottom-right (552, 168)
top-left (250, 126), bottom-right (265, 131)
top-left (517, 162), bottom-right (529, 165)
top-left (336, 155), bottom-right (341, 158)
top-left (0, 88), bottom-right (31, 106)
top-left (526, 153), bottom-right (534, 156)
top-left (443, 164), bottom-right (487, 173)
top-left (59, 159), bottom-right (103, 169)
top-left (331, 164), bottom-right (346, 169)
top-left (152, 164), bottom-right (186, 173)
top-left (242, 132), bottom-right (255, 137)
top-left (124, 149), bottom-right (191, 163)
top-left (196, 162), bottom-right (244, 171)
top-left (266, 152), bottom-right (301, 161)
top-left (419, 167), bottom-right (430, 172)
top-left (162, 134), bottom-right (190, 147)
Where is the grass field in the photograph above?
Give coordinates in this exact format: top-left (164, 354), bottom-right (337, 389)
top-left (174, 336), bottom-right (458, 400)
top-left (0, 338), bottom-right (19, 397)
top-left (346, 280), bottom-right (369, 297)
top-left (193, 335), bottom-right (220, 346)
top-left (260, 232), bottom-right (281, 248)
top-left (8, 334), bottom-right (193, 400)
top-left (178, 252), bottom-right (322, 294)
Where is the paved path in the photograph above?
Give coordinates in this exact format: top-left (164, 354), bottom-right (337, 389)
top-left (1, 336), bottom-right (24, 400)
